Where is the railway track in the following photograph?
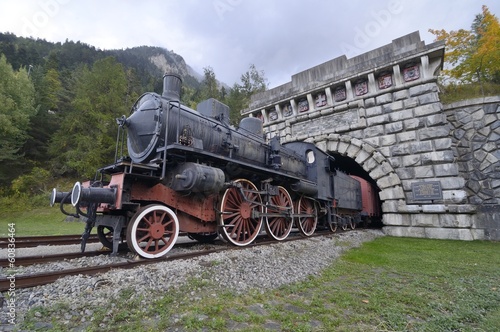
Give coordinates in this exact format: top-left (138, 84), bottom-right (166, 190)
top-left (0, 234), bottom-right (100, 248)
top-left (0, 231), bottom-right (337, 292)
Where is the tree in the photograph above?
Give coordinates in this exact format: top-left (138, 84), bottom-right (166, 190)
top-left (49, 57), bottom-right (128, 178)
top-left (200, 66), bottom-right (220, 100)
top-left (0, 55), bottom-right (36, 185)
top-left (429, 5), bottom-right (500, 84)
top-left (225, 64), bottom-right (268, 124)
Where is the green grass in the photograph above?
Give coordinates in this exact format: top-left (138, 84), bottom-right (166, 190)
top-left (0, 206), bottom-right (88, 237)
top-left (21, 236), bottom-right (500, 331)
top-left (439, 82), bottom-right (500, 104)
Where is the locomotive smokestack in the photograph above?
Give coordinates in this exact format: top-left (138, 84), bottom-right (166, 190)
top-left (162, 73), bottom-right (182, 101)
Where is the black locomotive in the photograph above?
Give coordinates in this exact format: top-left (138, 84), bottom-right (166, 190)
top-left (51, 73), bottom-right (380, 259)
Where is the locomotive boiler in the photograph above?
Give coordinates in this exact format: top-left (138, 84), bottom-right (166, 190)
top-left (51, 73), bottom-right (380, 259)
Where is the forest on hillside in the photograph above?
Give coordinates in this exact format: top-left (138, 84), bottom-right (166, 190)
top-left (0, 5), bottom-right (498, 201)
top-left (0, 32), bottom-right (267, 193)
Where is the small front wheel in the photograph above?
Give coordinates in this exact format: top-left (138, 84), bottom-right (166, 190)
top-left (126, 204), bottom-right (179, 259)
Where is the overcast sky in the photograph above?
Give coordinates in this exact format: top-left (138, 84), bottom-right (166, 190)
top-left (1, 1), bottom-right (499, 88)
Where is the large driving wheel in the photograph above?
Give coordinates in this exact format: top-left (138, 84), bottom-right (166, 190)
top-left (218, 179), bottom-right (263, 246)
top-left (126, 204), bottom-right (179, 259)
top-left (265, 186), bottom-right (293, 241)
top-left (296, 196), bottom-right (317, 236)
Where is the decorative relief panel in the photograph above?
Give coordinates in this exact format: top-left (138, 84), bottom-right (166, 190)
top-left (269, 110), bottom-right (278, 121)
top-left (282, 103), bottom-right (293, 117)
top-left (378, 73), bottom-right (393, 89)
top-left (334, 86), bottom-right (346, 102)
top-left (354, 80), bottom-right (368, 96)
top-left (403, 64), bottom-right (420, 82)
top-left (315, 92), bottom-right (327, 107)
top-left (298, 99), bottom-right (309, 112)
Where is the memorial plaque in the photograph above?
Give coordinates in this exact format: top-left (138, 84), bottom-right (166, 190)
top-left (411, 181), bottom-right (443, 200)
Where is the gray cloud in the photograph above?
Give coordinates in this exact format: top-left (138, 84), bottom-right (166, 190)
top-left (1, 0), bottom-right (498, 87)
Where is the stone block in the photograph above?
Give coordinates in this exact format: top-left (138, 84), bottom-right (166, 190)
top-left (380, 134), bottom-right (396, 146)
top-left (424, 227), bottom-right (474, 240)
top-left (417, 93), bottom-right (440, 105)
top-left (355, 149), bottom-right (372, 164)
top-left (439, 214), bottom-right (472, 228)
top-left (398, 204), bottom-right (421, 213)
top-left (385, 121), bottom-right (404, 134)
top-left (403, 118), bottom-right (424, 130)
top-left (434, 138), bottom-right (452, 150)
top-left (410, 141), bottom-right (433, 153)
top-left (395, 167), bottom-right (415, 180)
top-left (404, 97), bottom-right (419, 108)
top-left (364, 125), bottom-right (385, 137)
top-left (383, 213), bottom-right (411, 226)
top-left (393, 89), bottom-right (409, 101)
top-left (383, 226), bottom-right (427, 238)
top-left (421, 151), bottom-right (455, 165)
top-left (438, 177), bottom-right (465, 190)
top-left (418, 126), bottom-right (450, 140)
top-left (411, 213), bottom-right (439, 226)
top-left (364, 97), bottom-right (375, 107)
top-left (422, 205), bottom-right (446, 213)
top-left (414, 165), bottom-right (434, 178)
top-left (397, 131), bottom-right (417, 142)
top-left (402, 154), bottom-right (421, 167)
top-left (365, 105), bottom-right (383, 117)
top-left (379, 186), bottom-right (405, 200)
top-left (409, 83), bottom-right (438, 96)
top-left (433, 163), bottom-right (459, 177)
top-left (442, 190), bottom-right (468, 203)
top-left (346, 144), bottom-right (361, 158)
top-left (376, 93), bottom-right (393, 104)
top-left (414, 103), bottom-right (442, 117)
top-left (390, 108), bottom-right (413, 122)
top-left (364, 137), bottom-right (379, 147)
top-left (326, 140), bottom-right (339, 151)
top-left (426, 114), bottom-right (448, 127)
top-left (382, 200), bottom-right (399, 213)
top-left (367, 114), bottom-right (390, 126)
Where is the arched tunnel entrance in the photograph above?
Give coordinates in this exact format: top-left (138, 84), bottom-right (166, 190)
top-left (328, 151), bottom-right (384, 228)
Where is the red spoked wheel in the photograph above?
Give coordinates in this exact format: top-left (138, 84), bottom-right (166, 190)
top-left (296, 196), bottom-right (317, 236)
top-left (265, 186), bottom-right (293, 241)
top-left (126, 204), bottom-right (179, 259)
top-left (219, 179), bottom-right (263, 246)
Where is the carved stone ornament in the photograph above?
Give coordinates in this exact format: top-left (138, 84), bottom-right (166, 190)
top-left (403, 64), bottom-right (420, 82)
top-left (378, 73), bottom-right (393, 89)
top-left (315, 92), bottom-right (327, 107)
top-left (334, 86), bottom-right (346, 102)
top-left (298, 99), bottom-right (309, 112)
top-left (354, 80), bottom-right (368, 96)
top-left (283, 104), bottom-right (293, 117)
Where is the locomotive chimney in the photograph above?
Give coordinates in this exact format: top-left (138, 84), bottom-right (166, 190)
top-left (162, 73), bottom-right (182, 101)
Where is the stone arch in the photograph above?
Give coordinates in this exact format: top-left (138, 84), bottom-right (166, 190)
top-left (306, 134), bottom-right (405, 224)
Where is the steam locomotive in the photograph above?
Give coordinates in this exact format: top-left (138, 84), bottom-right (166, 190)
top-left (51, 74), bottom-right (380, 259)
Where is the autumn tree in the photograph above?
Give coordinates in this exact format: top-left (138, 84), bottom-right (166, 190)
top-left (429, 5), bottom-right (500, 84)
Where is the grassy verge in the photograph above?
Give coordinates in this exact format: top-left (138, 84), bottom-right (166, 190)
top-left (0, 206), bottom-right (88, 237)
top-left (21, 236), bottom-right (500, 331)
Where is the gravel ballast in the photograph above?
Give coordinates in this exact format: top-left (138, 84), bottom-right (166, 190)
top-left (1, 229), bottom-right (383, 330)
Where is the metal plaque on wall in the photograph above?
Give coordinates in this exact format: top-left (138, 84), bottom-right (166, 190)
top-left (411, 181), bottom-right (443, 200)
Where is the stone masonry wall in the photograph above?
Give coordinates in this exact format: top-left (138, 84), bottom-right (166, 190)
top-left (243, 32), bottom-right (499, 241)
top-left (444, 97), bottom-right (500, 240)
